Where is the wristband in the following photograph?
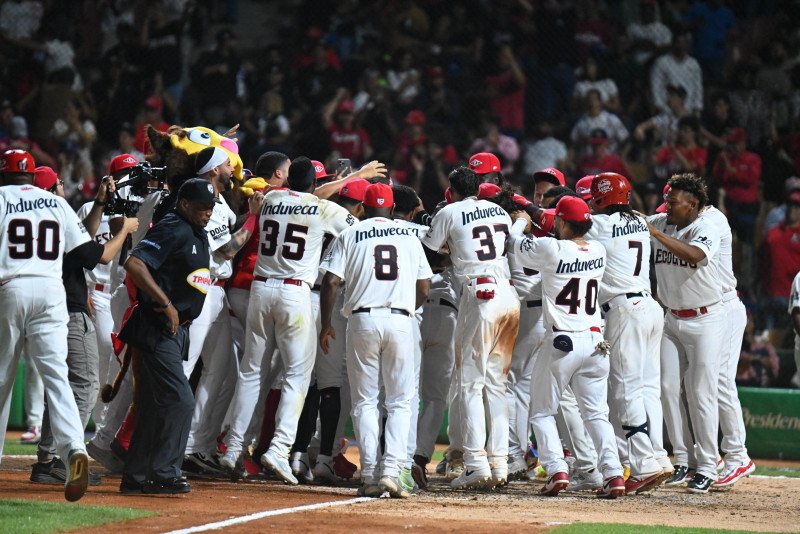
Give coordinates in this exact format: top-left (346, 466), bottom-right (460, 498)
top-left (242, 212), bottom-right (257, 234)
top-left (157, 300), bottom-right (172, 309)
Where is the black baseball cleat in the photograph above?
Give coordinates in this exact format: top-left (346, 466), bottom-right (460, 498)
top-left (686, 473), bottom-right (714, 494)
top-left (143, 477), bottom-right (192, 494)
top-left (32, 457), bottom-right (102, 486)
top-left (664, 465), bottom-right (690, 486)
top-left (120, 475), bottom-right (143, 495)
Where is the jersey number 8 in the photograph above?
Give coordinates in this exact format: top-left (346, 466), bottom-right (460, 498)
top-left (374, 244), bottom-right (398, 280)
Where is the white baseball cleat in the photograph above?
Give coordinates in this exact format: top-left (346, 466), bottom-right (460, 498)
top-left (312, 455), bottom-right (340, 484)
top-left (712, 460), bottom-right (755, 490)
top-left (568, 468), bottom-right (603, 491)
top-left (450, 467), bottom-right (492, 490)
top-left (261, 449), bottom-right (298, 485)
top-left (218, 450), bottom-right (238, 471)
top-left (379, 475), bottom-right (410, 498)
top-left (507, 456), bottom-right (527, 480)
top-left (290, 451), bottom-right (314, 483)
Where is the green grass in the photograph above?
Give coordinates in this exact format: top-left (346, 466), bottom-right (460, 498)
top-left (550, 524), bottom-right (763, 534)
top-left (0, 498), bottom-right (154, 533)
top-left (752, 465), bottom-right (800, 478)
top-left (3, 442), bottom-right (37, 456)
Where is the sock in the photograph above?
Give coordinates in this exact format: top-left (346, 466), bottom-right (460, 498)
top-left (318, 387), bottom-right (341, 457)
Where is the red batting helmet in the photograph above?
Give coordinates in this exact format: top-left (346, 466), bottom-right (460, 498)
top-left (0, 149), bottom-right (35, 174)
top-left (591, 172), bottom-right (631, 208)
top-left (575, 176), bottom-right (594, 201)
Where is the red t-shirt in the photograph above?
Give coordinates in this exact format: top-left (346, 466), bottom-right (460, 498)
top-left (486, 70), bottom-right (525, 131)
top-left (656, 145), bottom-right (708, 172)
top-left (763, 223), bottom-right (800, 297)
top-left (228, 231), bottom-right (259, 291)
top-left (328, 124), bottom-right (371, 165)
top-left (712, 150), bottom-right (762, 204)
top-left (578, 153), bottom-right (629, 178)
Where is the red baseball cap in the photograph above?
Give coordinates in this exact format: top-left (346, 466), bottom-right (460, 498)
top-left (0, 149), bottom-right (35, 173)
top-left (532, 208), bottom-right (556, 237)
top-left (311, 160), bottom-right (334, 180)
top-left (444, 187), bottom-right (453, 204)
top-left (405, 110), bottom-right (426, 126)
top-left (556, 196), bottom-right (591, 222)
top-left (469, 152), bottom-right (501, 174)
top-left (656, 183), bottom-right (670, 213)
top-left (145, 96), bottom-right (163, 113)
top-left (477, 182), bottom-right (502, 200)
top-left (33, 166), bottom-right (59, 190)
top-left (513, 193), bottom-right (532, 207)
top-left (363, 182), bottom-right (394, 208)
top-left (337, 100), bottom-right (355, 113)
top-left (575, 175), bottom-right (594, 201)
top-left (726, 127), bottom-right (746, 144)
top-left (109, 153), bottom-right (138, 175)
top-left (789, 191), bottom-right (800, 205)
top-left (339, 178), bottom-right (370, 202)
top-left (533, 167), bottom-right (566, 186)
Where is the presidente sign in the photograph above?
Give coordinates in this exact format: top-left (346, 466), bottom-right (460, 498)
top-left (739, 387), bottom-right (800, 460)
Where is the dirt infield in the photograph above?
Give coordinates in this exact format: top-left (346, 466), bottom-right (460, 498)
top-left (1, 451), bottom-right (799, 533)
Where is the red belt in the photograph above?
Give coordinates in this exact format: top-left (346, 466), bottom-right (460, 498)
top-left (253, 275), bottom-right (304, 286)
top-left (475, 276), bottom-right (513, 285)
top-left (94, 283), bottom-right (107, 292)
top-left (213, 280), bottom-right (226, 287)
top-left (670, 306), bottom-right (709, 318)
top-left (553, 326), bottom-right (601, 333)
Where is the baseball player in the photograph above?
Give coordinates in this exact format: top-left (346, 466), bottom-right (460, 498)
top-left (0, 149), bottom-right (90, 501)
top-left (509, 195), bottom-right (625, 499)
top-left (575, 176), bottom-right (594, 202)
top-left (468, 152), bottom-right (503, 185)
top-left (699, 202), bottom-right (754, 488)
top-left (790, 272), bottom-right (800, 390)
top-left (219, 157), bottom-right (354, 484)
top-left (422, 166), bottom-right (519, 490)
top-left (587, 173), bottom-right (671, 494)
top-left (532, 167), bottom-right (567, 207)
top-left (320, 183), bottom-right (432, 498)
top-left (644, 173), bottom-right (726, 494)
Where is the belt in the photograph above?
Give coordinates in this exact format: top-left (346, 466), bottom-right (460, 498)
top-left (526, 300), bottom-right (543, 308)
top-left (670, 306), bottom-right (709, 318)
top-left (475, 276), bottom-right (513, 286)
top-left (213, 280), bottom-right (226, 287)
top-left (553, 326), bottom-right (601, 333)
top-left (353, 307), bottom-right (410, 317)
top-left (601, 292), bottom-right (644, 313)
top-left (93, 283), bottom-right (110, 293)
top-left (722, 290), bottom-right (739, 303)
top-left (253, 275), bottom-right (304, 286)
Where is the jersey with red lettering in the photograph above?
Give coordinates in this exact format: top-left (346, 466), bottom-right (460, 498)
top-left (698, 206), bottom-right (736, 294)
top-left (77, 201), bottom-right (114, 287)
top-left (0, 185), bottom-right (89, 280)
top-left (254, 189), bottom-right (355, 284)
top-left (206, 194), bottom-right (237, 280)
top-left (321, 217), bottom-right (433, 316)
top-left (422, 197), bottom-right (511, 280)
top-left (585, 212), bottom-right (651, 304)
top-left (648, 213), bottom-right (722, 309)
top-left (509, 219), bottom-right (605, 331)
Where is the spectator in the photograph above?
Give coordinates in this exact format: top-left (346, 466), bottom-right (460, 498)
top-left (140, 0), bottom-right (188, 105)
top-left (533, 1), bottom-right (578, 122)
top-left (760, 192), bottom-right (800, 329)
top-left (469, 117), bottom-right (519, 175)
top-left (387, 49), bottom-right (421, 108)
top-left (192, 28), bottom-right (242, 125)
top-left (51, 98), bottom-right (97, 196)
top-left (577, 128), bottom-right (629, 178)
top-left (653, 116), bottom-right (707, 183)
top-left (736, 310), bottom-right (779, 387)
top-left (418, 66), bottom-right (458, 125)
top-left (133, 96), bottom-right (170, 156)
top-left (712, 127), bottom-right (762, 245)
top-left (634, 84), bottom-right (690, 148)
top-left (729, 64), bottom-right (771, 151)
top-left (764, 177), bottom-right (800, 236)
top-left (411, 136), bottom-right (455, 212)
top-left (650, 31), bottom-right (703, 114)
top-left (0, 0), bottom-right (44, 40)
top-left (685, 0), bottom-right (736, 78)
top-left (485, 44), bottom-right (526, 139)
top-left (572, 56), bottom-right (620, 112)
top-left (521, 122), bottom-right (568, 176)
top-left (322, 90), bottom-right (373, 165)
top-left (395, 109), bottom-right (428, 174)
top-left (3, 111), bottom-right (56, 168)
top-left (109, 122), bottom-right (145, 162)
top-left (626, 0), bottom-right (672, 65)
top-left (700, 92), bottom-right (738, 176)
top-left (570, 89), bottom-right (629, 157)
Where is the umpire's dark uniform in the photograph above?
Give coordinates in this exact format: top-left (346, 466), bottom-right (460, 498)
top-left (120, 179), bottom-right (213, 494)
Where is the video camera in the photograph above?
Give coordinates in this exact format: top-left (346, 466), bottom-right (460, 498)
top-left (104, 161), bottom-right (167, 217)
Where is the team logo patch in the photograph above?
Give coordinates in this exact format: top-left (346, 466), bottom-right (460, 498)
top-left (577, 185), bottom-right (590, 196)
top-left (377, 198), bottom-right (385, 205)
top-left (186, 268), bottom-right (212, 294)
top-left (470, 159), bottom-right (482, 168)
top-left (315, 164), bottom-right (324, 173)
top-left (597, 179), bottom-right (612, 194)
top-left (17, 158), bottom-right (28, 171)
top-left (207, 183), bottom-right (214, 194)
top-left (583, 212), bottom-right (590, 220)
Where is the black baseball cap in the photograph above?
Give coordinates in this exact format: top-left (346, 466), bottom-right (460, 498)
top-left (178, 178), bottom-right (217, 205)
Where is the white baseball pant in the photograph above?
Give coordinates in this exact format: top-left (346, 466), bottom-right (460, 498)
top-left (415, 300), bottom-right (457, 460)
top-left (531, 330), bottom-right (623, 480)
top-left (23, 351), bottom-right (44, 428)
top-left (661, 303), bottom-right (726, 479)
top-left (604, 294), bottom-right (664, 477)
top-left (404, 315), bottom-right (423, 468)
top-left (556, 385), bottom-right (598, 474)
top-left (224, 279), bottom-right (315, 459)
top-left (347, 310), bottom-right (415, 480)
top-left (0, 278), bottom-right (86, 461)
top-left (89, 286), bottom-right (114, 433)
top-left (507, 303), bottom-right (545, 462)
top-left (455, 279), bottom-right (519, 473)
top-left (718, 293), bottom-right (749, 465)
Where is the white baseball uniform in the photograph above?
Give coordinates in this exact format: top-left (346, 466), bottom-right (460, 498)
top-left (700, 206), bottom-right (750, 468)
top-left (586, 212), bottom-right (667, 477)
top-left (650, 213), bottom-right (725, 480)
top-left (223, 189), bottom-right (354, 460)
top-left (509, 219), bottom-right (623, 481)
top-left (422, 197), bottom-right (519, 476)
top-left (321, 216), bottom-right (432, 480)
top-left (789, 272), bottom-right (800, 389)
top-left (0, 184), bottom-right (89, 462)
top-left (185, 195), bottom-right (239, 455)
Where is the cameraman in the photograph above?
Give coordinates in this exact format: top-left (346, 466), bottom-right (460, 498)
top-left (120, 178), bottom-right (216, 495)
top-left (29, 166), bottom-right (139, 486)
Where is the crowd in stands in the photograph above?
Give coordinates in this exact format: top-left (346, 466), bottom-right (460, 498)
top-left (1, 0), bottom-right (799, 384)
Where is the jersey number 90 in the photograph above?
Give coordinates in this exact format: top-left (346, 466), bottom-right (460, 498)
top-left (8, 219), bottom-right (60, 260)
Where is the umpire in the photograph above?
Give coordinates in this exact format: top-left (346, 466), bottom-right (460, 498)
top-left (119, 179), bottom-right (214, 494)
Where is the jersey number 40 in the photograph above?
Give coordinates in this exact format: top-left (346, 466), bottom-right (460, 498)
top-left (556, 278), bottom-right (598, 315)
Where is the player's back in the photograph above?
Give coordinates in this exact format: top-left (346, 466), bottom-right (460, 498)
top-left (587, 211), bottom-right (651, 304)
top-left (254, 189), bottom-right (353, 285)
top-left (0, 185), bottom-right (89, 280)
top-left (423, 197), bottom-right (511, 280)
top-left (335, 217), bottom-right (428, 315)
